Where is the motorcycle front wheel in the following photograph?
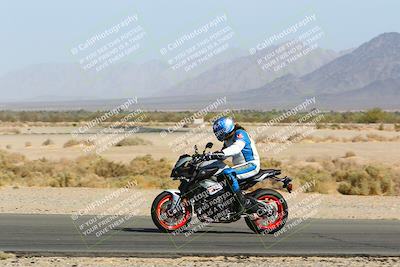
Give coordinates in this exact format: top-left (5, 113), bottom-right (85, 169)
top-left (245, 189), bottom-right (288, 234)
top-left (151, 191), bottom-right (192, 233)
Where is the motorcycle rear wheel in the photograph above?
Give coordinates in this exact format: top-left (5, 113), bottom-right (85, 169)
top-left (245, 189), bottom-right (288, 234)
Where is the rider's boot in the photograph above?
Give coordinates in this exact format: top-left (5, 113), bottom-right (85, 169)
top-left (233, 191), bottom-right (259, 215)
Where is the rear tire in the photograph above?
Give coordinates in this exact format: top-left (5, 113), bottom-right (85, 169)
top-left (245, 189), bottom-right (288, 234)
top-left (151, 191), bottom-right (192, 233)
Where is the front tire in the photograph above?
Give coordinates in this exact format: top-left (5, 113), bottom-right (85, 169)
top-left (245, 189), bottom-right (288, 234)
top-left (151, 191), bottom-right (192, 233)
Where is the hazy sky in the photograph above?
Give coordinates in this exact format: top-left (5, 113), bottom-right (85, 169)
top-left (1, 0), bottom-right (399, 75)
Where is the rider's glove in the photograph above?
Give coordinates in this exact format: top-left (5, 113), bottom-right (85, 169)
top-left (204, 152), bottom-right (225, 161)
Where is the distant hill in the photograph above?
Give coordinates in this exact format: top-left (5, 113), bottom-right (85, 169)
top-left (0, 48), bottom-right (244, 102)
top-left (1, 33), bottom-right (400, 111)
top-left (0, 61), bottom-right (173, 101)
top-left (241, 32), bottom-right (400, 109)
top-left (318, 78), bottom-right (400, 110)
top-left (164, 46), bottom-right (339, 96)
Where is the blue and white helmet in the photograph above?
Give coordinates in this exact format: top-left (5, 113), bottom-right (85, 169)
top-left (213, 117), bottom-right (235, 141)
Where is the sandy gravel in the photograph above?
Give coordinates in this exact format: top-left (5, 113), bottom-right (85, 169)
top-left (1, 126), bottom-right (400, 164)
top-left (0, 255), bottom-right (399, 267)
top-left (0, 187), bottom-right (399, 220)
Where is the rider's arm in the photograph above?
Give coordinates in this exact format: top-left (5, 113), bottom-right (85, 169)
top-left (222, 140), bottom-right (245, 157)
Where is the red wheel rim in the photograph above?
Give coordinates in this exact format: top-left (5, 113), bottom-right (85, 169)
top-left (253, 195), bottom-right (285, 232)
top-left (156, 195), bottom-right (190, 231)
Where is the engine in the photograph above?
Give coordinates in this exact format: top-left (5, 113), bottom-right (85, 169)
top-left (194, 181), bottom-right (236, 222)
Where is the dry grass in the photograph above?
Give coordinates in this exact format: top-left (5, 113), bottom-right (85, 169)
top-left (115, 137), bottom-right (152, 146)
top-left (42, 139), bottom-right (54, 146)
top-left (257, 133), bottom-right (400, 144)
top-left (315, 124), bottom-right (364, 131)
top-left (343, 151), bottom-right (356, 158)
top-left (63, 139), bottom-right (94, 148)
top-left (0, 251), bottom-right (14, 260)
top-left (0, 146), bottom-right (398, 195)
top-left (0, 128), bottom-right (20, 135)
top-left (0, 150), bottom-right (175, 189)
top-left (261, 152), bottom-right (399, 196)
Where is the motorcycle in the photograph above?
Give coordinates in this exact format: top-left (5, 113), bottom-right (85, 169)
top-left (151, 142), bottom-right (293, 234)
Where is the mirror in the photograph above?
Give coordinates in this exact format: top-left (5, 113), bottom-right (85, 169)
top-left (205, 142), bottom-right (213, 149)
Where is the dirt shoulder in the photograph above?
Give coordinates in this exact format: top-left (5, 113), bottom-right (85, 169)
top-left (0, 187), bottom-right (398, 220)
top-left (0, 255), bottom-right (399, 267)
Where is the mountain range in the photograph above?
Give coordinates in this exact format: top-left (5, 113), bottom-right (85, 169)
top-left (0, 32), bottom-right (399, 110)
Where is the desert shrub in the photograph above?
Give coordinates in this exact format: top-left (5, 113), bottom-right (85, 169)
top-left (0, 150), bottom-right (170, 188)
top-left (93, 159), bottom-right (129, 178)
top-left (378, 123), bottom-right (384, 131)
top-left (350, 135), bottom-right (368, 142)
top-left (115, 137), bottom-right (152, 146)
top-left (25, 141), bottom-right (32, 147)
top-left (339, 134), bottom-right (400, 143)
top-left (366, 134), bottom-right (387, 142)
top-left (359, 108), bottom-right (386, 123)
top-left (341, 124), bottom-right (361, 130)
top-left (132, 174), bottom-right (177, 189)
top-left (300, 135), bottom-right (341, 143)
top-left (395, 124), bottom-right (400, 132)
top-left (330, 123), bottom-right (341, 129)
top-left (129, 155), bottom-right (171, 178)
top-left (344, 151), bottom-right (356, 158)
top-left (261, 158), bottom-right (282, 168)
top-left (315, 123), bottom-right (326, 129)
top-left (287, 133), bottom-right (302, 142)
top-left (0, 150), bottom-right (25, 165)
top-left (389, 135), bottom-right (400, 141)
top-left (324, 135), bottom-right (340, 142)
top-left (0, 128), bottom-right (20, 134)
top-left (5, 145), bottom-right (11, 149)
top-left (42, 139), bottom-right (54, 146)
top-left (289, 166), bottom-right (332, 194)
top-left (0, 149), bottom-right (397, 194)
top-left (1, 109), bottom-right (400, 123)
top-left (0, 251), bottom-right (14, 260)
top-left (125, 155), bottom-right (173, 188)
top-left (63, 139), bottom-right (94, 148)
top-left (335, 165), bottom-right (395, 195)
top-left (305, 156), bottom-right (317, 162)
top-left (63, 139), bottom-right (80, 147)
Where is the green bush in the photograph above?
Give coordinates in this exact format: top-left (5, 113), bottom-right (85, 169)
top-left (359, 108), bottom-right (385, 123)
top-left (1, 109), bottom-right (400, 123)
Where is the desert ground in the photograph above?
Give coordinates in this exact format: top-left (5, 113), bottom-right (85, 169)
top-left (0, 123), bottom-right (399, 218)
top-left (0, 255), bottom-right (399, 267)
top-left (0, 123), bottom-right (399, 266)
top-left (1, 124), bottom-right (400, 164)
top-left (0, 187), bottom-right (399, 220)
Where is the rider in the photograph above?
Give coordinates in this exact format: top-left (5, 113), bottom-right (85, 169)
top-left (206, 117), bottom-right (260, 214)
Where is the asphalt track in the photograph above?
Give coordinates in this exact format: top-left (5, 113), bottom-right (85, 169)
top-left (0, 214), bottom-right (399, 257)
